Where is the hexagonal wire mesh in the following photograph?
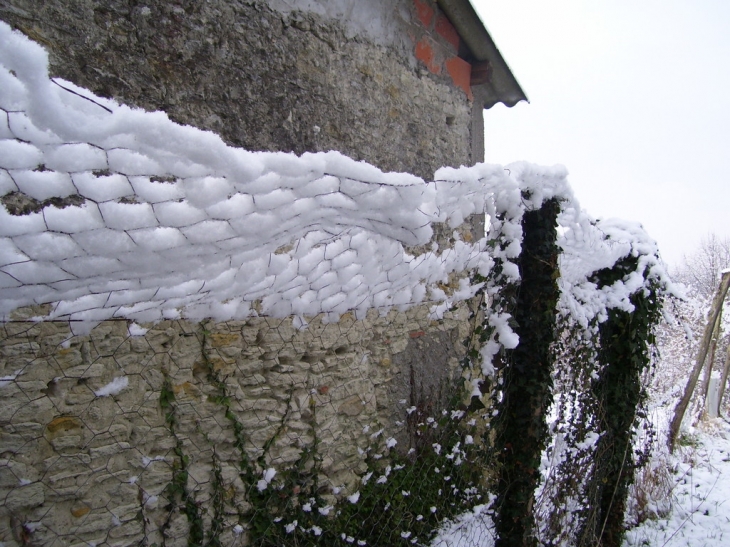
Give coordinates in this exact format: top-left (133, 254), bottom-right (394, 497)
top-left (1, 302), bottom-right (496, 546)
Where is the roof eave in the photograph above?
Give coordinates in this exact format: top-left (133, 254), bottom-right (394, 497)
top-left (436, 0), bottom-right (528, 108)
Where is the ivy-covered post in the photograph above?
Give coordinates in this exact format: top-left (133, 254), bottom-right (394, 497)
top-left (585, 256), bottom-right (662, 547)
top-left (493, 198), bottom-right (561, 547)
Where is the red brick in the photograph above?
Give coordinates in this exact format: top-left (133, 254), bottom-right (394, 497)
top-left (415, 39), bottom-right (441, 74)
top-left (470, 61), bottom-right (491, 85)
top-left (435, 14), bottom-right (460, 51)
top-left (413, 0), bottom-right (434, 28)
top-left (445, 56), bottom-right (473, 100)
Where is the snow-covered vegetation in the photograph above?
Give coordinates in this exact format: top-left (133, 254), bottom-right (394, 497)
top-left (431, 239), bottom-right (730, 546)
top-left (621, 237), bottom-right (730, 546)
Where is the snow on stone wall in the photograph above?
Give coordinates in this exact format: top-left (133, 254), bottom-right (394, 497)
top-left (0, 21), bottom-right (673, 547)
top-left (0, 23), bottom-right (517, 546)
top-left (0, 16), bottom-right (671, 371)
top-left (0, 20), bottom-right (547, 337)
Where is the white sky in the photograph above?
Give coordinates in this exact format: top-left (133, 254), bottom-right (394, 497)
top-left (472, 0), bottom-right (730, 268)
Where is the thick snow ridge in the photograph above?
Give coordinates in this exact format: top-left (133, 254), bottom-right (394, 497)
top-left (0, 21), bottom-right (669, 342)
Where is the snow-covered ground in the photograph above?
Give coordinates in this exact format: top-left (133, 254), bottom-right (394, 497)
top-left (428, 418), bottom-right (730, 547)
top-left (625, 418), bottom-right (730, 547)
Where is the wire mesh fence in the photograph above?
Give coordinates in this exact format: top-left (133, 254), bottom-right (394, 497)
top-left (0, 23), bottom-right (512, 545)
top-left (1, 302), bottom-right (496, 547)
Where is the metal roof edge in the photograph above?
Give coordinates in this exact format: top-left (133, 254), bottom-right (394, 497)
top-left (436, 0), bottom-right (528, 108)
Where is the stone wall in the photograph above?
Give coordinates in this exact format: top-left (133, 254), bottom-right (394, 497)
top-left (0, 2), bottom-right (498, 543)
top-left (0, 298), bottom-right (481, 546)
top-left (0, 0), bottom-right (483, 180)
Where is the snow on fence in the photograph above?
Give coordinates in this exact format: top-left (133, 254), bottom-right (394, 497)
top-left (0, 21), bottom-right (674, 547)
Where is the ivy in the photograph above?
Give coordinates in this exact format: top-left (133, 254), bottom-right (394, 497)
top-left (159, 376), bottom-right (205, 547)
top-left (152, 205), bottom-right (666, 547)
top-left (491, 198), bottom-right (562, 547)
top-left (208, 453), bottom-right (225, 547)
top-left (333, 410), bottom-right (485, 546)
top-left (580, 256), bottom-right (662, 547)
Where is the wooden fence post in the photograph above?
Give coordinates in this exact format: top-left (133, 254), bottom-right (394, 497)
top-left (668, 270), bottom-right (730, 451)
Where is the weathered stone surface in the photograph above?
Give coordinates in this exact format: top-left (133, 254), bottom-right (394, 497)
top-left (45, 416), bottom-right (83, 436)
top-left (5, 482), bottom-right (44, 511)
top-left (338, 395), bottom-right (366, 416)
top-left (70, 504), bottom-right (91, 518)
top-left (0, 0), bottom-right (478, 184)
top-left (0, 4), bottom-right (492, 543)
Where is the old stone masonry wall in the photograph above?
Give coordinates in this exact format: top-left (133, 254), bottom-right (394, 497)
top-left (1, 302), bottom-right (475, 546)
top-left (0, 19), bottom-right (513, 546)
top-left (0, 0), bottom-right (478, 180)
top-left (0, 16), bottom-right (578, 547)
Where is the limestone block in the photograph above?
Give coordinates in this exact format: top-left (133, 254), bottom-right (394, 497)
top-left (150, 428), bottom-right (176, 453)
top-left (270, 319), bottom-right (299, 345)
top-left (109, 352), bottom-right (147, 374)
top-left (165, 513), bottom-right (191, 545)
top-left (48, 462), bottom-right (94, 494)
top-left (0, 340), bottom-right (39, 356)
top-left (52, 346), bottom-right (83, 369)
top-left (268, 442), bottom-right (308, 467)
top-left (247, 424), bottom-right (281, 448)
top-left (5, 482), bottom-right (44, 510)
top-left (338, 395), bottom-right (364, 416)
top-left (107, 518), bottom-right (145, 542)
top-left (208, 443), bottom-right (239, 464)
top-left (6, 401), bottom-right (53, 431)
top-left (14, 380), bottom-right (47, 395)
top-left (63, 388), bottom-right (97, 406)
top-left (111, 501), bottom-right (143, 523)
top-left (50, 435), bottom-right (83, 451)
top-left (209, 332), bottom-right (242, 348)
top-left (337, 378), bottom-right (375, 400)
top-left (0, 431), bottom-right (33, 455)
top-left (108, 422), bottom-right (132, 440)
top-left (237, 396), bottom-right (283, 415)
top-left (239, 324), bottom-right (259, 345)
top-left (128, 336), bottom-right (153, 354)
top-left (264, 370), bottom-right (309, 390)
top-left (140, 468), bottom-right (172, 493)
top-left (187, 460), bottom-right (214, 487)
top-left (89, 441), bottom-right (132, 459)
top-left (214, 344), bottom-right (243, 359)
top-left (164, 351), bottom-right (200, 373)
top-left (62, 362), bottom-right (108, 379)
top-left (212, 356), bottom-right (241, 376)
top-left (255, 327), bottom-right (284, 347)
top-left (388, 336), bottom-right (409, 355)
top-left (122, 403), bottom-right (162, 424)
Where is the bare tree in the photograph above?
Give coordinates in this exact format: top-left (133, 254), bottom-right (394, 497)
top-left (673, 234), bottom-right (730, 298)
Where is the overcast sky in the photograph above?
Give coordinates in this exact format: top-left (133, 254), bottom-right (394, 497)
top-left (472, 0), bottom-right (730, 268)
